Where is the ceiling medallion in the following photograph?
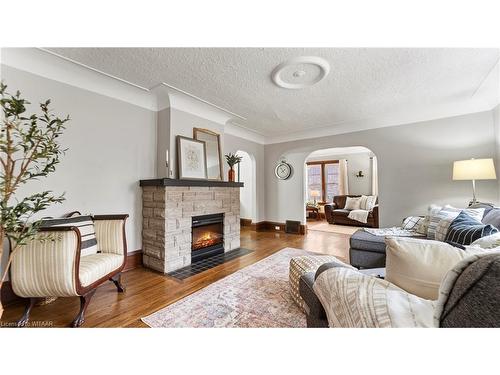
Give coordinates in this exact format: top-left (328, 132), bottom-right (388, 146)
top-left (271, 56), bottom-right (330, 89)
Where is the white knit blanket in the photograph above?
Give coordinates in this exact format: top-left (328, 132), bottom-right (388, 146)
top-left (347, 209), bottom-right (370, 223)
top-left (364, 227), bottom-right (426, 237)
top-left (313, 267), bottom-right (436, 328)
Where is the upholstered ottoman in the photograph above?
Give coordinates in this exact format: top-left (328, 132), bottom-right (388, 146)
top-left (289, 255), bottom-right (342, 312)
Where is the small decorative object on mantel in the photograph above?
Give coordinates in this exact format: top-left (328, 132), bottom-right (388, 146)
top-left (165, 149), bottom-right (173, 178)
top-left (225, 153), bottom-right (243, 182)
top-left (355, 170), bottom-right (365, 178)
top-left (177, 135), bottom-right (208, 180)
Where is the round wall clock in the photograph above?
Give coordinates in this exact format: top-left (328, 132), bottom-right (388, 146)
top-left (275, 161), bottom-right (292, 180)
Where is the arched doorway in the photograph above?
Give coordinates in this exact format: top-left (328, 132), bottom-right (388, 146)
top-left (236, 150), bottom-right (256, 223)
top-left (304, 146), bottom-right (378, 232)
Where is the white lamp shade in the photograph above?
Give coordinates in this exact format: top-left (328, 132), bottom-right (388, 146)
top-left (453, 158), bottom-right (497, 180)
top-left (310, 190), bottom-right (321, 198)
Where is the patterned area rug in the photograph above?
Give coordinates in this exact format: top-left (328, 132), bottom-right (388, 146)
top-left (141, 248), bottom-right (309, 328)
top-left (307, 221), bottom-right (360, 235)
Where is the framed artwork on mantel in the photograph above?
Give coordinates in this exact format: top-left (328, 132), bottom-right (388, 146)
top-left (177, 136), bottom-right (208, 180)
top-left (193, 128), bottom-right (223, 180)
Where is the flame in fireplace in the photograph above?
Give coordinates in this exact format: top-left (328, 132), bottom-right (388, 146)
top-left (193, 231), bottom-right (222, 250)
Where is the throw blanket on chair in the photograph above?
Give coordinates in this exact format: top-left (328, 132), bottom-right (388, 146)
top-left (313, 267), bottom-right (436, 328)
top-left (347, 209), bottom-right (370, 224)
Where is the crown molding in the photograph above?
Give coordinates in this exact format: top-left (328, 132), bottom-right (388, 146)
top-left (150, 83), bottom-right (238, 125)
top-left (225, 121), bottom-right (267, 144)
top-left (265, 102), bottom-right (496, 145)
top-left (1, 48), bottom-right (157, 110)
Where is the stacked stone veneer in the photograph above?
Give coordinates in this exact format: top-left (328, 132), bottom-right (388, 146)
top-left (141, 185), bottom-right (241, 273)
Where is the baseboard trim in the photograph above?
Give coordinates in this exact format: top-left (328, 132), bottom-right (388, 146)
top-left (123, 249), bottom-right (143, 272)
top-left (250, 220), bottom-right (307, 235)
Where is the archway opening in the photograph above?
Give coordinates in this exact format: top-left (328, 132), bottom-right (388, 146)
top-left (236, 150), bottom-right (256, 223)
top-left (304, 146), bottom-right (378, 232)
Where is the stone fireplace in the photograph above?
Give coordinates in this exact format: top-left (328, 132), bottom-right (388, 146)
top-left (139, 179), bottom-right (243, 273)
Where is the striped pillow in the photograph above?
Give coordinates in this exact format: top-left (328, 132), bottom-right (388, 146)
top-left (40, 215), bottom-right (99, 257)
top-left (445, 212), bottom-right (498, 246)
top-left (401, 216), bottom-right (424, 231)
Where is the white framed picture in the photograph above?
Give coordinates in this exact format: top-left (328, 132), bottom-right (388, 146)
top-left (177, 136), bottom-right (208, 180)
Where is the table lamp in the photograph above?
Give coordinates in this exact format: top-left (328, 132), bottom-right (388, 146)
top-left (453, 158), bottom-right (496, 205)
top-left (310, 190), bottom-right (321, 204)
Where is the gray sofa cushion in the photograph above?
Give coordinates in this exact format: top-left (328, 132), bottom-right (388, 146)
top-left (350, 229), bottom-right (386, 254)
top-left (482, 208), bottom-right (500, 230)
top-left (440, 253), bottom-right (500, 328)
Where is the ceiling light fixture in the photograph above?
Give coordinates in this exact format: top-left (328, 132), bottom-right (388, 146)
top-left (271, 56), bottom-right (330, 89)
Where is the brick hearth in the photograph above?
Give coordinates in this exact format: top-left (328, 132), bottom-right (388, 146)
top-left (140, 181), bottom-right (242, 273)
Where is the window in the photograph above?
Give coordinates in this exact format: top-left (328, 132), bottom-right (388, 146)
top-left (306, 160), bottom-right (339, 203)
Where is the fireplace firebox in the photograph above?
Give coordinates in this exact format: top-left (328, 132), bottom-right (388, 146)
top-left (191, 213), bottom-right (224, 262)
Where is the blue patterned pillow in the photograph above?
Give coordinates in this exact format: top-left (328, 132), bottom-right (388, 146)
top-left (445, 211), bottom-right (498, 246)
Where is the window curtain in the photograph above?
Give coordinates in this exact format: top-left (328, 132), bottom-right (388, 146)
top-left (371, 156), bottom-right (378, 196)
top-left (338, 159), bottom-right (349, 195)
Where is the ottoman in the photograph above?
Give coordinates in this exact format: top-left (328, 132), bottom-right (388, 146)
top-left (289, 255), bottom-right (344, 312)
top-left (349, 229), bottom-right (387, 269)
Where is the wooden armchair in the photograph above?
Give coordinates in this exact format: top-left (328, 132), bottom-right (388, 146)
top-left (10, 214), bottom-right (128, 327)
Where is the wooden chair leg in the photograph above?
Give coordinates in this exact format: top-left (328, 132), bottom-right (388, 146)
top-left (109, 273), bottom-right (126, 293)
top-left (17, 298), bottom-right (37, 327)
top-left (71, 289), bottom-right (96, 328)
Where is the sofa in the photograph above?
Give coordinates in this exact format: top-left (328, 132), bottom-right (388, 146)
top-left (324, 195), bottom-right (379, 228)
top-left (299, 240), bottom-right (500, 328)
top-left (349, 203), bottom-right (500, 269)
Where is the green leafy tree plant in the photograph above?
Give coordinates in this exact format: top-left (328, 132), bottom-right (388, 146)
top-left (0, 83), bottom-right (69, 319)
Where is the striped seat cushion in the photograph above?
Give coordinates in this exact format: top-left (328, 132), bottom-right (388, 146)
top-left (40, 215), bottom-right (99, 256)
top-left (445, 211), bottom-right (499, 247)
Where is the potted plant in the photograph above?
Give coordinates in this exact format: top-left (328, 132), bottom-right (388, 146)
top-left (225, 153), bottom-right (242, 182)
top-left (0, 83), bottom-right (69, 320)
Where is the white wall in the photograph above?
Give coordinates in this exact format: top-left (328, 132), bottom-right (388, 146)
top-left (237, 151), bottom-right (255, 221)
top-left (494, 105), bottom-right (500, 202)
top-left (224, 133), bottom-right (266, 222)
top-left (306, 151), bottom-right (374, 196)
top-left (166, 108), bottom-right (224, 179)
top-left (265, 110), bottom-right (499, 226)
top-left (1, 65), bottom-right (157, 253)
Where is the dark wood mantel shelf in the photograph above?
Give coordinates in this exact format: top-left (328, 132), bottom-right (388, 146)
top-left (139, 178), bottom-right (244, 188)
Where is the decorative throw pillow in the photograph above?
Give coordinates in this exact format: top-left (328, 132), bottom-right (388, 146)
top-left (359, 195), bottom-right (377, 211)
top-left (445, 212), bottom-right (499, 246)
top-left (435, 217), bottom-right (456, 242)
top-left (427, 206), bottom-right (485, 240)
top-left (401, 216), bottom-right (424, 231)
top-left (385, 236), bottom-right (470, 300)
top-left (468, 232), bottom-right (500, 250)
top-left (427, 208), bottom-right (456, 240)
top-left (344, 197), bottom-right (362, 210)
top-left (442, 205), bottom-right (485, 222)
top-left (41, 215), bottom-right (99, 256)
top-left (417, 204), bottom-right (441, 235)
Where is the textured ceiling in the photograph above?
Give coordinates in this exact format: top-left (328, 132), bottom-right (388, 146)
top-left (47, 48), bottom-right (500, 137)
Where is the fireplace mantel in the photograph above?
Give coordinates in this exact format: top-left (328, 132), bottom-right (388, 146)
top-left (140, 178), bottom-right (244, 188)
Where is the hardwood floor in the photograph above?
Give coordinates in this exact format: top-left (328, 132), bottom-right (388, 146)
top-left (0, 227), bottom-right (351, 328)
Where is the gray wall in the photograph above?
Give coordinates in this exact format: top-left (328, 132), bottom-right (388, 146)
top-left (166, 108), bottom-right (224, 179)
top-left (265, 110), bottom-right (499, 226)
top-left (306, 152), bottom-right (374, 196)
top-left (494, 105), bottom-right (500, 202)
top-left (224, 133), bottom-right (266, 222)
top-left (1, 66), bottom-right (157, 253)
